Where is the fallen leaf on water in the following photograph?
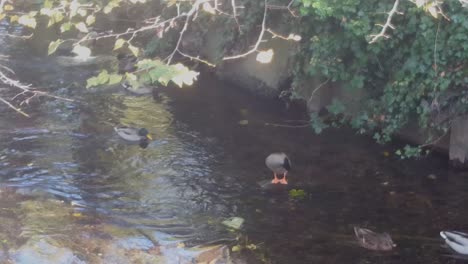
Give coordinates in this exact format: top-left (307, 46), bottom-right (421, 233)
top-left (232, 245), bottom-right (241, 252)
top-left (238, 120), bottom-right (249, 125)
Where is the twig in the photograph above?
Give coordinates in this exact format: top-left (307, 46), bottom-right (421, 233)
top-left (266, 0), bottom-right (298, 17)
top-left (177, 50), bottom-right (216, 67)
top-left (368, 0), bottom-right (401, 44)
top-left (308, 78), bottom-right (330, 104)
top-left (433, 19), bottom-right (441, 74)
top-left (0, 96), bottom-right (30, 117)
top-left (165, 0), bottom-right (209, 64)
top-left (223, 0), bottom-right (268, 60)
top-left (0, 0), bottom-right (7, 10)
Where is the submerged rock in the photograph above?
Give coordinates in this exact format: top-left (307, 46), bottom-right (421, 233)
top-left (12, 237), bottom-right (84, 264)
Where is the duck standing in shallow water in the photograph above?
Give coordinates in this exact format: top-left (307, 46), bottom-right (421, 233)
top-left (440, 231), bottom-right (468, 255)
top-left (114, 126), bottom-right (153, 148)
top-left (265, 153), bottom-right (291, 184)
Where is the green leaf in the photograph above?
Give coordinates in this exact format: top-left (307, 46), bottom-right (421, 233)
top-left (86, 70), bottom-right (110, 88)
top-left (47, 11), bottom-right (64, 27)
top-left (75, 22), bottom-right (89, 33)
top-left (326, 99), bottom-right (345, 115)
top-left (18, 15), bottom-right (37, 29)
top-left (104, 0), bottom-right (120, 14)
top-left (85, 15), bottom-right (96, 25)
top-left (113, 38), bottom-right (126, 50)
top-left (60, 22), bottom-right (72, 33)
top-left (128, 44), bottom-right (139, 57)
top-left (48, 39), bottom-right (64, 55)
top-left (108, 74), bottom-right (122, 85)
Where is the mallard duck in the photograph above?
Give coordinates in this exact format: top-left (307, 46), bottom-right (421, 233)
top-left (114, 126), bottom-right (152, 141)
top-left (265, 152), bottom-right (291, 184)
top-left (117, 53), bottom-right (137, 74)
top-left (354, 227), bottom-right (396, 251)
top-left (440, 231), bottom-right (468, 255)
top-left (122, 82), bottom-right (153, 95)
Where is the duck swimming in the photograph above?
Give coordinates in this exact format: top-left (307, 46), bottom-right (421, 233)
top-left (265, 152), bottom-right (291, 184)
top-left (440, 231), bottom-right (468, 255)
top-left (354, 227), bottom-right (396, 251)
top-left (114, 126), bottom-right (152, 148)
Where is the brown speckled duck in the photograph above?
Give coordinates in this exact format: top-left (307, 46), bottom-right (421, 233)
top-left (354, 227), bottom-right (396, 251)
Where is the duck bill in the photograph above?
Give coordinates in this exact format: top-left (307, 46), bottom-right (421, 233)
top-left (146, 134), bottom-right (153, 140)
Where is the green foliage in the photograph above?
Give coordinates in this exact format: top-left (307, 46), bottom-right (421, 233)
top-left (295, 0), bottom-right (468, 154)
top-left (289, 189), bottom-right (306, 200)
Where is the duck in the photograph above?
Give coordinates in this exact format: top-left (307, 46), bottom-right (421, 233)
top-left (440, 231), bottom-right (468, 255)
top-left (354, 226), bottom-right (396, 251)
top-left (122, 81), bottom-right (153, 95)
top-left (117, 53), bottom-right (137, 74)
top-left (265, 152), bottom-right (291, 184)
top-left (114, 126), bottom-right (153, 148)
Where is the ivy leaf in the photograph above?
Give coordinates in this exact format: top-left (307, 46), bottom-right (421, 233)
top-left (18, 15), bottom-right (37, 29)
top-left (75, 22), bottom-right (89, 33)
top-left (113, 38), bottom-right (126, 50)
top-left (48, 39), bottom-right (64, 55)
top-left (128, 44), bottom-right (139, 57)
top-left (326, 99), bottom-right (345, 115)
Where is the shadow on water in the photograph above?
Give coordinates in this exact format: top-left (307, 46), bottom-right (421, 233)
top-left (2, 26), bottom-right (468, 264)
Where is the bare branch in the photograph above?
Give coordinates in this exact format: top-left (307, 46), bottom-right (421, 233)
top-left (0, 63), bottom-right (73, 117)
top-left (368, 0), bottom-right (400, 44)
top-left (165, 0), bottom-right (210, 64)
top-left (177, 50), bottom-right (216, 67)
top-left (0, 96), bottom-right (30, 117)
top-left (223, 0), bottom-right (268, 61)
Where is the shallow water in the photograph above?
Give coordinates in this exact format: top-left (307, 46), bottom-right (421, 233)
top-left (2, 25), bottom-right (468, 264)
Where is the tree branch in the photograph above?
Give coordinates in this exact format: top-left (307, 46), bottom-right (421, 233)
top-left (223, 0), bottom-right (268, 60)
top-left (368, 0), bottom-right (400, 44)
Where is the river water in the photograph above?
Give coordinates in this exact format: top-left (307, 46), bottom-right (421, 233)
top-left (1, 22), bottom-right (468, 264)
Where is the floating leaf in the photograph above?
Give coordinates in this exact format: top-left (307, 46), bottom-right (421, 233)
top-left (18, 15), bottom-right (37, 29)
top-left (128, 44), bottom-right (139, 57)
top-left (232, 245), bottom-right (242, 252)
top-left (256, 49), bottom-right (274, 64)
top-left (9, 15), bottom-right (18, 23)
top-left (113, 38), bottom-right (126, 50)
top-left (48, 39), bottom-right (64, 55)
top-left (238, 120), bottom-right (249, 125)
top-left (75, 22), bottom-right (89, 33)
top-left (222, 217), bottom-right (244, 230)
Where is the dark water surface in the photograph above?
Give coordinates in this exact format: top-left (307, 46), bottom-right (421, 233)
top-left (2, 29), bottom-right (468, 264)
